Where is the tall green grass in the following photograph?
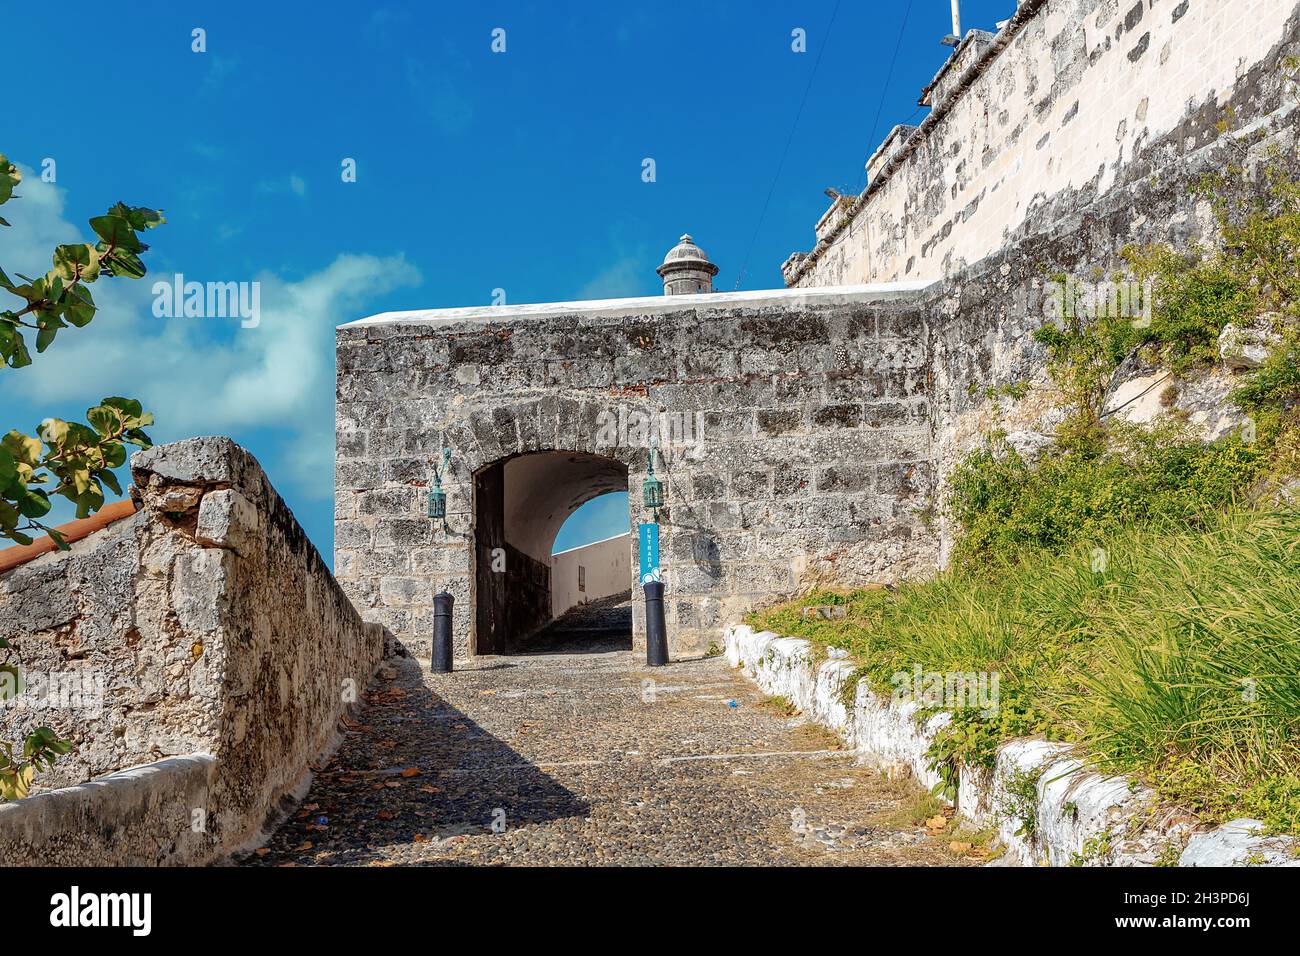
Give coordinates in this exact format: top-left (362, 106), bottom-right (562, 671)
top-left (748, 507), bottom-right (1300, 832)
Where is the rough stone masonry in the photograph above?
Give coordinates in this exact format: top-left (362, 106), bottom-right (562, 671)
top-left (335, 283), bottom-right (937, 660)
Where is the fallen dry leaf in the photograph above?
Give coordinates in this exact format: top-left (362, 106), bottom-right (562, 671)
top-left (925, 815), bottom-right (948, 830)
top-left (400, 767), bottom-right (421, 778)
top-left (949, 841), bottom-right (973, 854)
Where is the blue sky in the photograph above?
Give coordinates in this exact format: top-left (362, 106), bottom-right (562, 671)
top-left (2, 0), bottom-right (1013, 561)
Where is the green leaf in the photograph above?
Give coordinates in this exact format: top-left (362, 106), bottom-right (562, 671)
top-left (8, 339), bottom-right (31, 368)
top-left (103, 249), bottom-right (147, 279)
top-left (75, 482), bottom-right (103, 519)
top-left (86, 405), bottom-right (117, 436)
top-left (0, 664), bottom-right (24, 701)
top-left (110, 203), bottom-right (165, 231)
top-left (100, 469), bottom-right (123, 497)
top-left (3, 431), bottom-right (43, 467)
top-left (51, 243), bottom-right (99, 282)
top-left (100, 396), bottom-right (143, 418)
top-left (0, 447), bottom-right (14, 487)
top-left (15, 486), bottom-right (51, 519)
top-left (37, 418), bottom-right (68, 446)
top-left (101, 440), bottom-right (126, 469)
top-left (62, 286), bottom-right (96, 327)
top-left (34, 324), bottom-right (57, 352)
top-left (0, 157), bottom-right (18, 205)
top-left (88, 214), bottom-right (142, 252)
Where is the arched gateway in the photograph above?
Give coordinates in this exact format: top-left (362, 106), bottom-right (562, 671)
top-left (334, 240), bottom-right (939, 662)
top-left (472, 450), bottom-right (629, 655)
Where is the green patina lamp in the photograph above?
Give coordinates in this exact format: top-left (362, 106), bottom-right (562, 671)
top-left (427, 447), bottom-right (451, 529)
top-left (642, 437), bottom-right (664, 518)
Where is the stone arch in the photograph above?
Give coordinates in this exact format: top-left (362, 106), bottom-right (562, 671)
top-left (444, 395), bottom-right (651, 478)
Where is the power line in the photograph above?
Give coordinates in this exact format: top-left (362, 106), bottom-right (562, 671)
top-left (733, 0), bottom-right (842, 291)
top-left (857, 0), bottom-right (917, 194)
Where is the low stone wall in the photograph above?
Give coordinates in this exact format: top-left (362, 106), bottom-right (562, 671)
top-left (0, 755), bottom-right (216, 866)
top-left (0, 437), bottom-right (385, 865)
top-left (725, 623), bottom-right (1300, 867)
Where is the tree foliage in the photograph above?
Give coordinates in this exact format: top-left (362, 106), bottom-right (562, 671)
top-left (0, 153), bottom-right (162, 799)
top-left (0, 155), bottom-right (160, 547)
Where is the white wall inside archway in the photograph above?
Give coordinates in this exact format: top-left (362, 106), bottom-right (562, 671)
top-left (501, 452), bottom-right (629, 563)
top-left (551, 532), bottom-right (632, 618)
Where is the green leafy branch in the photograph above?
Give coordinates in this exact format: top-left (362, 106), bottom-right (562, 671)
top-left (0, 152), bottom-right (164, 799)
top-left (0, 398), bottom-right (154, 546)
top-left (1, 155), bottom-right (164, 369)
top-left (0, 153), bottom-right (161, 549)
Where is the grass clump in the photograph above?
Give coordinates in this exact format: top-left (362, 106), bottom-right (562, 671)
top-left (748, 508), bottom-right (1300, 833)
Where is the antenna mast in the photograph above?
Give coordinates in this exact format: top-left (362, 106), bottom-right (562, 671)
top-left (942, 0), bottom-right (962, 46)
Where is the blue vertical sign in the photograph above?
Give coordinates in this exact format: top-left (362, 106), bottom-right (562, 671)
top-left (638, 522), bottom-right (660, 584)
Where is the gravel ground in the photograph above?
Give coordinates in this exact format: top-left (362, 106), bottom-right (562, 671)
top-left (246, 631), bottom-right (974, 867)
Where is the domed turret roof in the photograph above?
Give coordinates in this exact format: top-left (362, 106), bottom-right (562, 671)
top-left (657, 234), bottom-right (719, 277)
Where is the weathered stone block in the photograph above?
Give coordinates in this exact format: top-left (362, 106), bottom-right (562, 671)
top-left (196, 489), bottom-right (261, 557)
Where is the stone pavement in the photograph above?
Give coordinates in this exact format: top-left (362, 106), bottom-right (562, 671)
top-left (247, 634), bottom-right (971, 866)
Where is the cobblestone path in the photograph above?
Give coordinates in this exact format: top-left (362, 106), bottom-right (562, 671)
top-left (248, 635), bottom-right (971, 866)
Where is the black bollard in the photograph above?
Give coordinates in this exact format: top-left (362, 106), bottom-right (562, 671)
top-left (431, 591), bottom-right (454, 673)
top-left (644, 581), bottom-right (669, 666)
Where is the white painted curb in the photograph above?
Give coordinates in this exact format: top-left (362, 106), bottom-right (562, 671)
top-left (725, 622), bottom-right (1299, 867)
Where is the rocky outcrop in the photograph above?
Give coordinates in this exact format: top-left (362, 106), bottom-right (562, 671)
top-left (1219, 317), bottom-right (1283, 370)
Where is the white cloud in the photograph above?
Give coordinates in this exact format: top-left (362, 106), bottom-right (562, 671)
top-left (0, 170), bottom-right (422, 500)
top-left (579, 255), bottom-right (648, 300)
top-left (0, 164), bottom-right (80, 275)
top-left (255, 174), bottom-right (308, 198)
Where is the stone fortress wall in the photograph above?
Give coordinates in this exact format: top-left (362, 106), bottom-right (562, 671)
top-left (335, 285), bottom-right (938, 660)
top-left (0, 438), bottom-right (384, 864)
top-left (784, 0), bottom-right (1300, 290)
top-left (336, 0), bottom-right (1299, 660)
top-left (789, 0), bottom-right (1299, 561)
